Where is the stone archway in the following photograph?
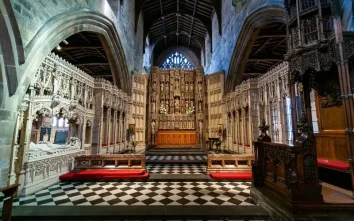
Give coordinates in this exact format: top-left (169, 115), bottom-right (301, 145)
top-left (226, 5), bottom-right (285, 93)
top-left (0, 0), bottom-right (25, 188)
top-left (13, 9), bottom-right (130, 109)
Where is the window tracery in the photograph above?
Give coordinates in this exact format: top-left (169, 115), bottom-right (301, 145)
top-left (161, 52), bottom-right (193, 70)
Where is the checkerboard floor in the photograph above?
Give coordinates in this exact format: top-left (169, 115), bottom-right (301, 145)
top-left (146, 155), bottom-right (207, 161)
top-left (0, 181), bottom-right (255, 207)
top-left (146, 164), bottom-right (206, 174)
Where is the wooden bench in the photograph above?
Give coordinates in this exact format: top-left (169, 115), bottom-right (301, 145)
top-left (60, 154), bottom-right (148, 181)
top-left (317, 157), bottom-right (350, 173)
top-left (207, 154), bottom-right (254, 180)
top-left (74, 154), bottom-right (146, 170)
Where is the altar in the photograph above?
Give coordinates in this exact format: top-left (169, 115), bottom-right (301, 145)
top-left (156, 130), bottom-right (197, 147)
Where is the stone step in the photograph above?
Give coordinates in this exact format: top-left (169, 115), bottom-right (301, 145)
top-left (147, 160), bottom-right (207, 164)
top-left (146, 155), bottom-right (207, 164)
top-left (11, 205), bottom-right (270, 220)
top-left (148, 173), bottom-right (211, 181)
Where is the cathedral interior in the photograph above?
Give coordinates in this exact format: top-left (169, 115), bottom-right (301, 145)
top-left (2, 0), bottom-right (354, 220)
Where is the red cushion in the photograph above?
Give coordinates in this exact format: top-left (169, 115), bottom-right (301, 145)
top-left (210, 172), bottom-right (252, 180)
top-left (317, 158), bottom-right (350, 171)
top-left (75, 169), bottom-right (145, 175)
top-left (102, 173), bottom-right (150, 179)
top-left (60, 169), bottom-right (148, 181)
top-left (60, 171), bottom-right (149, 181)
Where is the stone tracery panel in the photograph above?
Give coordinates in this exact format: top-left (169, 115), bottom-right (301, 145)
top-left (13, 53), bottom-right (130, 196)
top-left (225, 62), bottom-right (291, 153)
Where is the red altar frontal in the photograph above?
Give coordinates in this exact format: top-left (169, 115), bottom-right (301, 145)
top-left (156, 130), bottom-right (197, 147)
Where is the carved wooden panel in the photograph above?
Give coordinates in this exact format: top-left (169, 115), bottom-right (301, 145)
top-left (315, 93), bottom-right (349, 162)
top-left (156, 131), bottom-right (197, 146)
top-left (206, 154), bottom-right (254, 174)
top-left (315, 133), bottom-right (348, 162)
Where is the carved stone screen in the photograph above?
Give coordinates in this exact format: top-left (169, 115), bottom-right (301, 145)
top-left (148, 67), bottom-right (205, 148)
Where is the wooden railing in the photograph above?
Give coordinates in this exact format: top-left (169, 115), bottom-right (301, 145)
top-left (252, 120), bottom-right (323, 205)
top-left (74, 154), bottom-right (146, 170)
top-left (1, 184), bottom-right (19, 221)
top-left (207, 154), bottom-right (254, 174)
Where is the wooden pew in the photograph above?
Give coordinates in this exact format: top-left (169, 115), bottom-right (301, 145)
top-left (207, 154), bottom-right (254, 174)
top-left (74, 154), bottom-right (146, 170)
top-left (60, 154), bottom-right (148, 181)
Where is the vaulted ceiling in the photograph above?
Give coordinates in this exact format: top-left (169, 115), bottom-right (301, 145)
top-left (52, 31), bottom-right (113, 82)
top-left (136, 0), bottom-right (221, 63)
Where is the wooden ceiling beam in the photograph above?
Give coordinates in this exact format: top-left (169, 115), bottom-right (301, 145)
top-left (252, 37), bottom-right (273, 56)
top-left (187, 0), bottom-right (198, 48)
top-left (257, 34), bottom-right (287, 38)
top-left (76, 63), bottom-right (110, 66)
top-left (159, 0), bottom-right (167, 46)
top-left (61, 46), bottom-right (104, 50)
top-left (79, 33), bottom-right (91, 44)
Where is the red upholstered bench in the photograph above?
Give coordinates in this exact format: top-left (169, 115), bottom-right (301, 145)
top-left (210, 172), bottom-right (252, 180)
top-left (59, 169), bottom-right (149, 181)
top-left (317, 158), bottom-right (350, 173)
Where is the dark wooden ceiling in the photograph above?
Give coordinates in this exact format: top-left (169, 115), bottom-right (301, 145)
top-left (243, 22), bottom-right (287, 80)
top-left (52, 31), bottom-right (113, 82)
top-left (136, 0), bottom-right (221, 60)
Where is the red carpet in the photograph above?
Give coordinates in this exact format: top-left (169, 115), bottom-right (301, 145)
top-left (60, 169), bottom-right (149, 181)
top-left (317, 158), bottom-right (350, 171)
top-left (210, 172), bottom-right (252, 180)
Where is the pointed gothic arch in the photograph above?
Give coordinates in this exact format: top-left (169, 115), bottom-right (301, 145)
top-left (14, 10), bottom-right (130, 109)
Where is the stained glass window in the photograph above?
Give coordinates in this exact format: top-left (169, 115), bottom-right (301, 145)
top-left (161, 52), bottom-right (193, 70)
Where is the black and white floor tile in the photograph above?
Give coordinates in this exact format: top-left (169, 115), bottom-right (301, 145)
top-left (146, 164), bottom-right (206, 174)
top-left (146, 155), bottom-right (207, 161)
top-left (0, 181), bottom-right (254, 207)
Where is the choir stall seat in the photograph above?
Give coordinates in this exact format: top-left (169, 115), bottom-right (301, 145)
top-left (60, 154), bottom-right (149, 181)
top-left (209, 172), bottom-right (252, 181)
top-left (207, 154), bottom-right (254, 181)
top-left (60, 169), bottom-right (149, 181)
top-left (317, 158), bottom-right (350, 173)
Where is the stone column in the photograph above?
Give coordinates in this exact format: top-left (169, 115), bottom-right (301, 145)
top-left (106, 108), bottom-right (111, 152)
top-left (230, 113), bottom-right (234, 151)
top-left (17, 93), bottom-right (34, 196)
top-left (81, 116), bottom-right (86, 150)
top-left (92, 89), bottom-right (104, 154)
top-left (123, 113), bottom-right (127, 149)
top-left (113, 110), bottom-right (117, 152)
top-left (119, 112), bottom-right (123, 150)
top-left (241, 108), bottom-right (246, 153)
top-left (235, 110), bottom-right (239, 153)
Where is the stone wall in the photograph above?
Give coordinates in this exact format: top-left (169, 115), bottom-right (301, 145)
top-left (204, 0), bottom-right (284, 75)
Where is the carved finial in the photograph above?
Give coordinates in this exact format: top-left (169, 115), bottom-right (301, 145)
top-left (297, 112), bottom-right (313, 135)
top-left (259, 119), bottom-right (269, 134)
top-left (257, 119), bottom-right (271, 142)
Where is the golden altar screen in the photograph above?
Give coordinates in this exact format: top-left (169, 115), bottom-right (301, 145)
top-left (148, 67), bottom-right (205, 147)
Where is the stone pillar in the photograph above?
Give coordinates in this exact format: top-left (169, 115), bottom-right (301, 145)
top-left (113, 110), bottom-right (117, 152)
top-left (81, 116), bottom-right (86, 150)
top-left (119, 113), bottom-right (123, 150)
top-left (17, 97), bottom-right (34, 196)
top-left (241, 108), bottom-right (246, 153)
top-left (235, 110), bottom-right (239, 153)
top-left (123, 113), bottom-right (127, 149)
top-left (92, 89), bottom-right (104, 154)
top-left (106, 108), bottom-right (111, 153)
top-left (249, 90), bottom-right (259, 153)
